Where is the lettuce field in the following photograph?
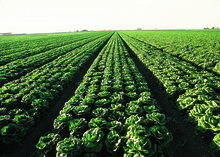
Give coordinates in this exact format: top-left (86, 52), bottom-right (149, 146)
top-left (0, 30), bottom-right (220, 157)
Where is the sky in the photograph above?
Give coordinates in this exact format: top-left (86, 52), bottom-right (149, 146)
top-left (0, 0), bottom-right (220, 34)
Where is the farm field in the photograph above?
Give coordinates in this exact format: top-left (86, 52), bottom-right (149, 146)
top-left (0, 30), bottom-right (220, 157)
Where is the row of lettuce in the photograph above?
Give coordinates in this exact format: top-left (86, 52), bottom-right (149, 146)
top-left (0, 32), bottom-right (113, 145)
top-left (0, 32), bottom-right (93, 56)
top-left (0, 32), bottom-right (105, 65)
top-left (119, 32), bottom-right (220, 151)
top-left (121, 30), bottom-right (220, 75)
top-left (35, 33), bottom-right (173, 157)
top-left (0, 32), bottom-right (110, 86)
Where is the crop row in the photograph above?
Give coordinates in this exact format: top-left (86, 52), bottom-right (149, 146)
top-left (0, 32), bottom-right (113, 145)
top-left (119, 32), bottom-right (220, 151)
top-left (0, 32), bottom-right (110, 87)
top-left (0, 32), bottom-right (107, 65)
top-left (122, 31), bottom-right (220, 73)
top-left (35, 33), bottom-right (173, 157)
top-left (0, 33), bottom-right (93, 54)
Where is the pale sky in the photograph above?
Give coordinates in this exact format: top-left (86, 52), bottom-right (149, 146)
top-left (0, 0), bottom-right (220, 34)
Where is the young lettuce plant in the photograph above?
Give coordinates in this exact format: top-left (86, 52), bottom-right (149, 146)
top-left (82, 128), bottom-right (104, 153)
top-left (105, 130), bottom-right (125, 153)
top-left (88, 118), bottom-right (108, 129)
top-left (0, 123), bottom-right (26, 144)
top-left (125, 115), bottom-right (147, 128)
top-left (196, 114), bottom-right (220, 134)
top-left (110, 92), bottom-right (125, 104)
top-left (69, 118), bottom-right (88, 137)
top-left (146, 112), bottom-right (166, 126)
top-left (107, 121), bottom-right (124, 134)
top-left (95, 99), bottom-right (110, 108)
top-left (210, 133), bottom-right (220, 151)
top-left (126, 124), bottom-right (151, 138)
top-left (109, 104), bottom-right (125, 112)
top-left (0, 115), bottom-right (11, 129)
top-left (108, 111), bottom-right (127, 123)
top-left (73, 104), bottom-right (91, 117)
top-left (54, 114), bottom-right (73, 130)
top-left (91, 108), bottom-right (109, 118)
top-left (56, 136), bottom-right (83, 157)
top-left (125, 102), bottom-right (144, 116)
top-left (143, 105), bottom-right (160, 114)
top-left (31, 99), bottom-right (50, 114)
top-left (36, 133), bottom-right (61, 157)
top-left (123, 135), bottom-right (155, 157)
top-left (13, 114), bottom-right (34, 130)
top-left (149, 125), bottom-right (173, 147)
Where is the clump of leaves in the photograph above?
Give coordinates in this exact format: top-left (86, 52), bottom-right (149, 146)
top-left (36, 133), bottom-right (61, 157)
top-left (82, 128), bottom-right (104, 153)
top-left (56, 137), bottom-right (83, 157)
top-left (123, 135), bottom-right (154, 157)
top-left (54, 114), bottom-right (73, 130)
top-left (88, 118), bottom-right (108, 129)
top-left (149, 125), bottom-right (173, 147)
top-left (125, 115), bottom-right (147, 128)
top-left (105, 130), bottom-right (125, 153)
top-left (146, 112), bottom-right (166, 126)
top-left (13, 114), bottom-right (34, 130)
top-left (91, 108), bottom-right (109, 118)
top-left (107, 121), bottom-right (124, 134)
top-left (0, 123), bottom-right (26, 144)
top-left (69, 118), bottom-right (88, 137)
top-left (73, 105), bottom-right (91, 117)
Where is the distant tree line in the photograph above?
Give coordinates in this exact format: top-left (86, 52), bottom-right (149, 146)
top-left (203, 27), bottom-right (219, 30)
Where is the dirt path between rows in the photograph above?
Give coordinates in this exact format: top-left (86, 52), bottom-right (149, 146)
top-left (119, 34), bottom-right (218, 157)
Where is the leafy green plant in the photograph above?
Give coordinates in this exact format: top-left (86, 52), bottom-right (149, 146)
top-left (13, 114), bottom-right (34, 130)
top-left (149, 125), bottom-right (173, 147)
top-left (197, 114), bottom-right (220, 133)
top-left (126, 124), bottom-right (151, 138)
top-left (36, 133), bottom-right (61, 157)
top-left (109, 103), bottom-right (125, 112)
top-left (95, 99), bottom-right (110, 108)
top-left (0, 123), bottom-right (26, 144)
top-left (91, 108), bottom-right (108, 118)
top-left (125, 115), bottom-right (147, 128)
top-left (56, 137), bottom-right (83, 157)
top-left (105, 130), bottom-right (124, 153)
top-left (69, 118), bottom-right (88, 137)
top-left (82, 97), bottom-right (95, 106)
top-left (107, 121), bottom-right (124, 134)
top-left (143, 105), bottom-right (160, 114)
top-left (31, 99), bottom-right (49, 113)
top-left (110, 92), bottom-right (125, 104)
top-left (0, 115), bottom-right (11, 128)
top-left (97, 91), bottom-right (111, 99)
top-left (146, 112), bottom-right (166, 126)
top-left (126, 92), bottom-right (139, 100)
top-left (73, 104), bottom-right (91, 117)
top-left (210, 133), bottom-right (220, 151)
top-left (123, 136), bottom-right (154, 157)
top-left (108, 111), bottom-right (127, 122)
top-left (125, 102), bottom-right (144, 116)
top-left (54, 114), bottom-right (73, 130)
top-left (82, 128), bottom-right (104, 153)
top-left (88, 118), bottom-right (108, 129)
